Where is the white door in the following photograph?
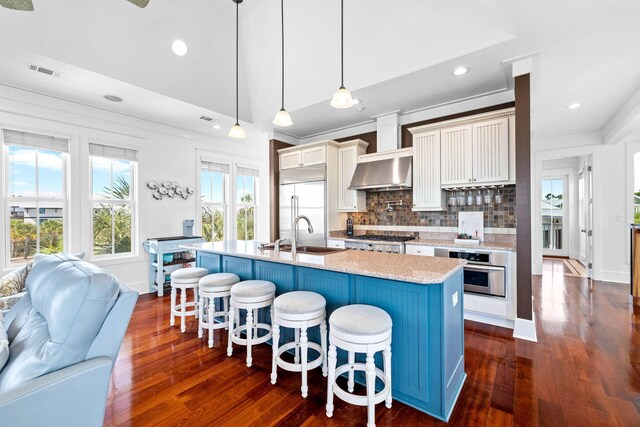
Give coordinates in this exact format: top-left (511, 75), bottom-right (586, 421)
top-left (472, 118), bottom-right (510, 183)
top-left (412, 130), bottom-right (445, 210)
top-left (280, 151), bottom-right (302, 170)
top-left (578, 168), bottom-right (587, 264)
top-left (338, 147), bottom-right (358, 211)
top-left (541, 176), bottom-right (569, 257)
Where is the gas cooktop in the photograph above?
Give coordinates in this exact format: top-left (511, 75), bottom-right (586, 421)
top-left (347, 234), bottom-right (415, 242)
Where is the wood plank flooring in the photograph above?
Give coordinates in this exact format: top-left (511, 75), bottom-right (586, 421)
top-left (104, 259), bottom-right (640, 426)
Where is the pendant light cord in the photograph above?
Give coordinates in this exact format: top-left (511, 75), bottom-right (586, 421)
top-left (235, 0), bottom-right (239, 125)
top-left (281, 0), bottom-right (285, 109)
top-left (340, 0), bottom-right (344, 87)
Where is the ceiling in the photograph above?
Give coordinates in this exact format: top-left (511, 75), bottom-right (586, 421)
top-left (0, 0), bottom-right (638, 142)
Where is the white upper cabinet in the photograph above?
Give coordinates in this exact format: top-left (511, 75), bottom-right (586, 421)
top-left (441, 124), bottom-right (473, 186)
top-left (471, 117), bottom-right (509, 183)
top-left (412, 109), bottom-right (515, 188)
top-left (279, 142), bottom-right (329, 170)
top-left (411, 130), bottom-right (446, 211)
top-left (280, 151), bottom-right (302, 170)
top-left (337, 139), bottom-right (368, 212)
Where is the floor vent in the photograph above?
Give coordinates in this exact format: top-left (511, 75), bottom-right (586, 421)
top-left (27, 64), bottom-right (62, 78)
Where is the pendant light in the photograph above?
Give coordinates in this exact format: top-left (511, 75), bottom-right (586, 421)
top-left (330, 0), bottom-right (353, 109)
top-left (229, 0), bottom-right (246, 139)
top-left (273, 0), bottom-right (293, 127)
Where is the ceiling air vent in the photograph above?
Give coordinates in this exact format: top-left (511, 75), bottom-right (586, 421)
top-left (199, 115), bottom-right (214, 122)
top-left (27, 63), bottom-right (62, 78)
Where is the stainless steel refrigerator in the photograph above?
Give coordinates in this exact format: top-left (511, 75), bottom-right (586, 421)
top-left (279, 164), bottom-right (326, 246)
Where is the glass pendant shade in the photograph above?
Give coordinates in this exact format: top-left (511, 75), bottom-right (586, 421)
top-left (330, 86), bottom-right (353, 109)
top-left (273, 108), bottom-right (293, 127)
top-left (228, 123), bottom-right (246, 139)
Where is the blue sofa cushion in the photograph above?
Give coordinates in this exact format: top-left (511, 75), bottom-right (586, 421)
top-left (0, 254), bottom-right (119, 390)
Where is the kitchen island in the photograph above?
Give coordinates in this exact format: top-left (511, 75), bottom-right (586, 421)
top-left (181, 241), bottom-right (466, 422)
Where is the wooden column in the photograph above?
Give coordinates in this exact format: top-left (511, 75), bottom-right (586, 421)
top-left (269, 139), bottom-right (293, 242)
top-left (515, 74), bottom-right (532, 321)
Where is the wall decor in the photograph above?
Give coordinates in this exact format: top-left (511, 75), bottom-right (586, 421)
top-left (146, 180), bottom-right (194, 200)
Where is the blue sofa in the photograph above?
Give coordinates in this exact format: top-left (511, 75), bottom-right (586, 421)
top-left (0, 253), bottom-right (138, 427)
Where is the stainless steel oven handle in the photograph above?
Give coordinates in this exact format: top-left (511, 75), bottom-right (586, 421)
top-left (464, 265), bottom-right (505, 272)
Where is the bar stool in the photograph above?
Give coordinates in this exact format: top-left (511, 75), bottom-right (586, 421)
top-left (198, 273), bottom-right (240, 347)
top-left (326, 304), bottom-right (393, 427)
top-left (170, 267), bottom-right (209, 333)
top-left (227, 280), bottom-right (276, 367)
top-left (270, 291), bottom-right (328, 398)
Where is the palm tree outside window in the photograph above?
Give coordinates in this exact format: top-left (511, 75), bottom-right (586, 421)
top-left (90, 143), bottom-right (137, 257)
top-left (201, 161), bottom-right (228, 242)
top-left (236, 166), bottom-right (258, 241)
top-left (4, 129), bottom-right (68, 268)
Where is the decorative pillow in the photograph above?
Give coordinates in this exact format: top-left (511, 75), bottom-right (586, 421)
top-left (0, 311), bottom-right (8, 370)
top-left (0, 262), bottom-right (33, 301)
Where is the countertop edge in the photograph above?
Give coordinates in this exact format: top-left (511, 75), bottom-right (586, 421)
top-left (181, 244), bottom-right (465, 285)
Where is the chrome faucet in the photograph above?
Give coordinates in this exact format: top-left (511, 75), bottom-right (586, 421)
top-left (274, 238), bottom-right (288, 254)
top-left (292, 215), bottom-right (314, 258)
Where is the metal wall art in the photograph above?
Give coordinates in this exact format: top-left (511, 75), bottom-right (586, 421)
top-left (146, 181), bottom-right (194, 200)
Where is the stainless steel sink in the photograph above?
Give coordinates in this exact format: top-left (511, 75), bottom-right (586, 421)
top-left (261, 244), bottom-right (345, 255)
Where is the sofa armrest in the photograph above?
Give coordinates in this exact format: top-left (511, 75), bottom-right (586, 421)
top-left (0, 356), bottom-right (114, 427)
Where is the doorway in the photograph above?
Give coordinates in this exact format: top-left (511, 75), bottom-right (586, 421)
top-left (541, 177), bottom-right (567, 256)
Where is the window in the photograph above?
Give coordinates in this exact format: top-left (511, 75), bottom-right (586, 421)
top-left (236, 166), bottom-right (258, 241)
top-left (201, 161), bottom-right (228, 242)
top-left (90, 143), bottom-right (137, 257)
top-left (4, 129), bottom-right (68, 267)
top-left (635, 153), bottom-right (640, 224)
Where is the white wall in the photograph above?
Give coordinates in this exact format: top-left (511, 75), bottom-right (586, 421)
top-left (533, 132), bottom-right (630, 283)
top-left (0, 85), bottom-right (270, 294)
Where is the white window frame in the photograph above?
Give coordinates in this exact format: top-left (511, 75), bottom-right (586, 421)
top-left (89, 153), bottom-right (138, 260)
top-left (200, 161), bottom-right (229, 242)
top-left (235, 164), bottom-right (259, 241)
top-left (3, 130), bottom-right (69, 269)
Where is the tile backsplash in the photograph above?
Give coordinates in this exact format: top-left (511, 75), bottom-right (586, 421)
top-left (350, 185), bottom-right (516, 228)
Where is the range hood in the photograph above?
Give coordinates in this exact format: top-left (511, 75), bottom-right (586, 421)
top-left (348, 156), bottom-right (412, 191)
top-left (347, 111), bottom-right (412, 191)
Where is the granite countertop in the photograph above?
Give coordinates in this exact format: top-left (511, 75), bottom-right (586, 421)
top-left (406, 239), bottom-right (517, 252)
top-left (181, 241), bottom-right (465, 284)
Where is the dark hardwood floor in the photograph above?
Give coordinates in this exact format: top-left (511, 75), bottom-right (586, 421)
top-left (104, 259), bottom-right (640, 426)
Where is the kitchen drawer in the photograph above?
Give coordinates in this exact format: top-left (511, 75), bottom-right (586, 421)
top-left (327, 239), bottom-right (346, 249)
top-left (406, 245), bottom-right (435, 256)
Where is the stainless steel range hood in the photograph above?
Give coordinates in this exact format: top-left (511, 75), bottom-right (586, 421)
top-left (348, 156), bottom-right (412, 191)
top-left (347, 111), bottom-right (412, 191)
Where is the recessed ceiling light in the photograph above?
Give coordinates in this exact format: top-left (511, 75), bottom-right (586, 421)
top-left (567, 103), bottom-right (581, 109)
top-left (103, 94), bottom-right (123, 102)
top-left (212, 123), bottom-right (222, 130)
top-left (357, 107), bottom-right (366, 112)
top-left (452, 66), bottom-right (469, 76)
top-left (171, 40), bottom-right (188, 57)
top-left (352, 99), bottom-right (361, 105)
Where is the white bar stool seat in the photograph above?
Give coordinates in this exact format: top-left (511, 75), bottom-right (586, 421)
top-left (326, 304), bottom-right (393, 427)
top-left (227, 280), bottom-right (276, 367)
top-left (270, 291), bottom-right (328, 398)
top-left (170, 267), bottom-right (209, 333)
top-left (198, 273), bottom-right (240, 347)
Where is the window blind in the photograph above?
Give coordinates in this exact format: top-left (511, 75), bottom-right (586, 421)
top-left (89, 142), bottom-right (137, 161)
top-left (201, 161), bottom-right (230, 174)
top-left (3, 129), bottom-right (70, 153)
top-left (237, 166), bottom-right (259, 177)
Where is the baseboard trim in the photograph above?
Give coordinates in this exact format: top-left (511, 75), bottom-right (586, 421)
top-left (513, 314), bottom-right (538, 342)
top-left (464, 310), bottom-right (515, 329)
top-left (595, 270), bottom-right (630, 284)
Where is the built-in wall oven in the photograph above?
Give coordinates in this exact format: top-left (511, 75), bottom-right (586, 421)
top-left (434, 248), bottom-right (507, 297)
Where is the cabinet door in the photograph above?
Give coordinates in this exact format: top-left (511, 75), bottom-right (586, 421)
top-left (412, 130), bottom-right (445, 210)
top-left (280, 151), bottom-right (302, 170)
top-left (337, 146), bottom-right (363, 211)
top-left (326, 239), bottom-right (346, 249)
top-left (405, 245), bottom-right (435, 256)
top-left (300, 146), bottom-right (325, 166)
top-left (472, 117), bottom-right (509, 183)
top-left (440, 125), bottom-right (473, 186)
